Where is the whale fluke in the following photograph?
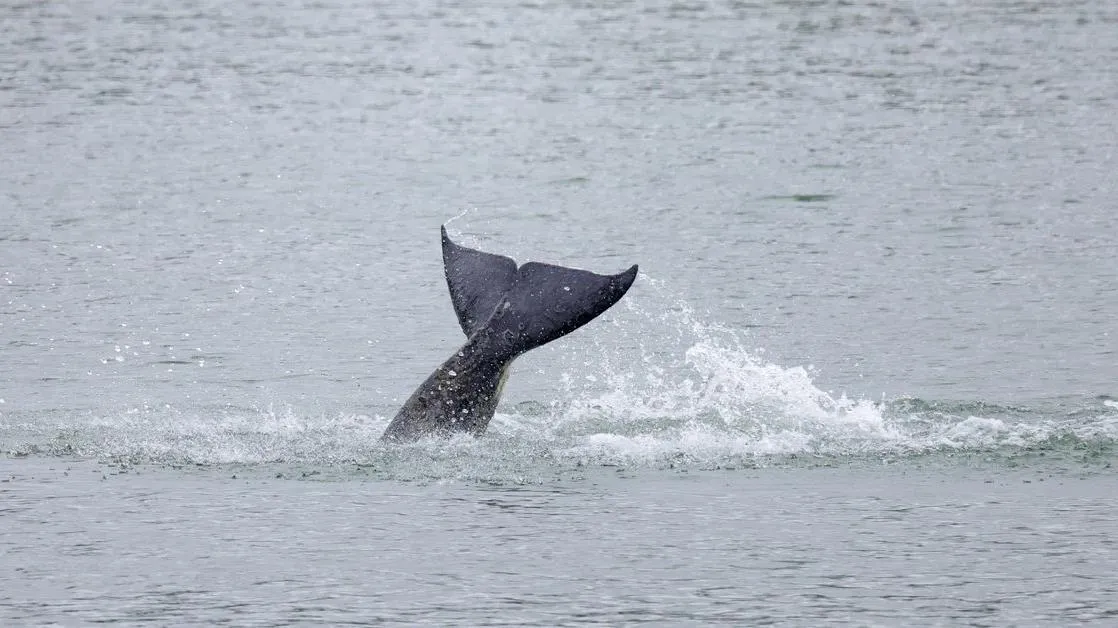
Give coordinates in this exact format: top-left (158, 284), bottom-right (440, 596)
top-left (380, 227), bottom-right (638, 442)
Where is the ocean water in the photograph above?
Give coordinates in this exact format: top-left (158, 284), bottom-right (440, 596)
top-left (2, 0), bottom-right (1117, 624)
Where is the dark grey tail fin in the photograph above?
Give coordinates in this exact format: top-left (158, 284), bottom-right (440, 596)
top-left (441, 227), bottom-right (638, 355)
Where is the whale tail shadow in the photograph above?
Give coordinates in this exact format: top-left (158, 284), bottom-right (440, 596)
top-left (441, 226), bottom-right (638, 357)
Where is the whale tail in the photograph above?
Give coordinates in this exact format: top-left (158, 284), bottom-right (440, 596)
top-left (441, 226), bottom-right (638, 356)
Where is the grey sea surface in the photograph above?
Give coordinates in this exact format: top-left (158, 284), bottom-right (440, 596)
top-left (2, 0), bottom-right (1117, 624)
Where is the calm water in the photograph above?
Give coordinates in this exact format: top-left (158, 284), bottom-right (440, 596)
top-left (3, 0), bottom-right (1117, 624)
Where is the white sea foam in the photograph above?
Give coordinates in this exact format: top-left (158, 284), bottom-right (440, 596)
top-left (2, 295), bottom-right (1114, 474)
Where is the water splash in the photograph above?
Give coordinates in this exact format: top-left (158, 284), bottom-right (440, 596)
top-left (527, 293), bottom-right (904, 465)
top-left (2, 290), bottom-right (1115, 479)
top-left (1, 404), bottom-right (385, 467)
top-left (504, 289), bottom-right (1115, 469)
